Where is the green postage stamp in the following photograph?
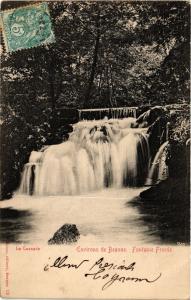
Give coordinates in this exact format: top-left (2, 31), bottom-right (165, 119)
top-left (1, 2), bottom-right (55, 52)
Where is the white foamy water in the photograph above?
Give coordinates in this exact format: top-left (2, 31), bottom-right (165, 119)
top-left (7, 117), bottom-right (169, 245)
top-left (19, 118), bottom-right (150, 196)
top-left (146, 141), bottom-right (169, 185)
top-left (2, 188), bottom-right (161, 245)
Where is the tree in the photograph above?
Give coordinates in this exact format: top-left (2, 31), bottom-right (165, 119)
top-left (0, 0), bottom-right (190, 198)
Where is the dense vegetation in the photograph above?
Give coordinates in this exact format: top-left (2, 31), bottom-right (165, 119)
top-left (0, 1), bottom-right (190, 198)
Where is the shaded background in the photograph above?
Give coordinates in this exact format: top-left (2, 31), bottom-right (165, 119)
top-left (0, 1), bottom-right (190, 199)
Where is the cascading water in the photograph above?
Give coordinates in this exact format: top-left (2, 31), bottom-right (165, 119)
top-left (146, 141), bottom-right (169, 185)
top-left (18, 117), bottom-right (151, 196)
top-left (78, 107), bottom-right (137, 120)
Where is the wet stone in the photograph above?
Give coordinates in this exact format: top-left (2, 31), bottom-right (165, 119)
top-left (48, 224), bottom-right (80, 245)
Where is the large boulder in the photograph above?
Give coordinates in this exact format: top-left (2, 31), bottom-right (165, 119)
top-left (48, 224), bottom-right (80, 245)
top-left (137, 106), bottom-right (166, 127)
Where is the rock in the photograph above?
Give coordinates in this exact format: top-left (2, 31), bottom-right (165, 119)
top-left (147, 116), bottom-right (168, 158)
top-left (48, 224), bottom-right (80, 245)
top-left (166, 140), bottom-right (188, 179)
top-left (137, 106), bottom-right (166, 127)
top-left (138, 177), bottom-right (189, 244)
top-left (63, 124), bottom-right (73, 133)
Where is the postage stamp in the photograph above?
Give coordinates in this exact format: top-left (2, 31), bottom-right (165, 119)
top-left (1, 2), bottom-right (55, 52)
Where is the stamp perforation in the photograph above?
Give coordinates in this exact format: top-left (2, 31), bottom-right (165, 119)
top-left (0, 1), bottom-right (44, 15)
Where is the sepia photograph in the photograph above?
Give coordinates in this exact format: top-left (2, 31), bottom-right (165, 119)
top-left (0, 1), bottom-right (190, 298)
top-left (0, 0), bottom-right (190, 246)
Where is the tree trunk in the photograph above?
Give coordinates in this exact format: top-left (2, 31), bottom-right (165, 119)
top-left (49, 64), bottom-right (56, 111)
top-left (47, 52), bottom-right (58, 143)
top-left (84, 14), bottom-right (100, 108)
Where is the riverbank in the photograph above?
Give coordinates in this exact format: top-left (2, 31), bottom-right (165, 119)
top-left (137, 177), bottom-right (190, 244)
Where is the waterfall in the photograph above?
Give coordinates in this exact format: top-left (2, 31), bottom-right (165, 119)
top-left (146, 141), bottom-right (169, 185)
top-left (78, 107), bottom-right (137, 120)
top-left (19, 163), bottom-right (36, 195)
top-left (18, 117), bottom-right (151, 196)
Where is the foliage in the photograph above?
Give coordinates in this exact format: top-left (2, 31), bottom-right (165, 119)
top-left (1, 1), bottom-right (190, 109)
top-left (169, 112), bottom-right (190, 144)
top-left (0, 1), bottom-right (190, 198)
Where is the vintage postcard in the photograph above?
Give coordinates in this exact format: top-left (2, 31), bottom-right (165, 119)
top-left (0, 1), bottom-right (190, 299)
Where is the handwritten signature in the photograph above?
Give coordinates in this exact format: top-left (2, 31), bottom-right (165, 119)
top-left (44, 255), bottom-right (162, 291)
